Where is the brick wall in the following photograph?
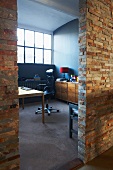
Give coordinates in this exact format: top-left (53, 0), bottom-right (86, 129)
top-left (78, 0), bottom-right (113, 163)
top-left (0, 0), bottom-right (113, 167)
top-left (0, 0), bottom-right (20, 169)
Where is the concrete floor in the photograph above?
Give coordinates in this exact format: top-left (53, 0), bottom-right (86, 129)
top-left (19, 101), bottom-right (78, 170)
top-left (74, 146), bottom-right (113, 170)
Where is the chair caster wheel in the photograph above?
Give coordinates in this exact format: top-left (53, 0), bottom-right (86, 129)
top-left (57, 110), bottom-right (59, 112)
top-left (35, 111), bottom-right (38, 114)
top-left (48, 113), bottom-right (50, 116)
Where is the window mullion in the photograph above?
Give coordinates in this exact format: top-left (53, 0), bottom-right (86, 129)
top-left (43, 33), bottom-right (44, 64)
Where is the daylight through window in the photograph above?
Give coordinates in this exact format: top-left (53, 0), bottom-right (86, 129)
top-left (17, 28), bottom-right (52, 64)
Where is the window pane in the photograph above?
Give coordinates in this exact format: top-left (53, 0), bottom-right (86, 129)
top-left (17, 46), bottom-right (24, 63)
top-left (17, 28), bottom-right (24, 46)
top-left (35, 32), bottom-right (43, 48)
top-left (25, 30), bottom-right (34, 47)
top-left (44, 34), bottom-right (51, 49)
top-left (44, 50), bottom-right (51, 64)
top-left (35, 49), bottom-right (43, 63)
top-left (25, 48), bottom-right (34, 63)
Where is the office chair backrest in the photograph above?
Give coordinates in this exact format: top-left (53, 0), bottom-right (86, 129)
top-left (45, 69), bottom-right (55, 92)
top-left (36, 68), bottom-right (59, 115)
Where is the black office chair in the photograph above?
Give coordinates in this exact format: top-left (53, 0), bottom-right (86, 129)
top-left (35, 69), bottom-right (59, 115)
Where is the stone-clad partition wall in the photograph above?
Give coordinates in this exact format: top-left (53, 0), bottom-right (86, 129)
top-left (78, 0), bottom-right (113, 163)
top-left (78, 0), bottom-right (87, 163)
top-left (0, 0), bottom-right (20, 169)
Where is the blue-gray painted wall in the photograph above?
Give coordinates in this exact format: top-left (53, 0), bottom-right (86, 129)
top-left (53, 19), bottom-right (79, 80)
top-left (18, 63), bottom-right (55, 80)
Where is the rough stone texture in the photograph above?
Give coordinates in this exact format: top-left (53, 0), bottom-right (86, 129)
top-left (0, 0), bottom-right (20, 169)
top-left (0, 0), bottom-right (113, 167)
top-left (78, 0), bottom-right (113, 163)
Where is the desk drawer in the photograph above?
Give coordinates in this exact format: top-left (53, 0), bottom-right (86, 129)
top-left (68, 82), bottom-right (75, 88)
top-left (75, 84), bottom-right (78, 92)
top-left (61, 85), bottom-right (68, 92)
top-left (68, 92), bottom-right (75, 103)
top-left (56, 92), bottom-right (61, 99)
top-left (68, 97), bottom-right (75, 103)
top-left (68, 87), bottom-right (75, 93)
top-left (61, 92), bottom-right (68, 101)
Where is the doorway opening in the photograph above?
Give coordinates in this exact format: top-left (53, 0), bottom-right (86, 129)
top-left (17, 0), bottom-right (80, 169)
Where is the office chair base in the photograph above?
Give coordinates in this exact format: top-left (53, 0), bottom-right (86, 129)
top-left (35, 105), bottom-right (59, 116)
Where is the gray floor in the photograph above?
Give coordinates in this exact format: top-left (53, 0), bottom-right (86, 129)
top-left (19, 100), bottom-right (78, 170)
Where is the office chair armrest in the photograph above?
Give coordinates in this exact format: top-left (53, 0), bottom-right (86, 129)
top-left (44, 86), bottom-right (51, 91)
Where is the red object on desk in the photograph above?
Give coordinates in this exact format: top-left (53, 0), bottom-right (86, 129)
top-left (60, 67), bottom-right (69, 73)
top-left (60, 67), bottom-right (69, 79)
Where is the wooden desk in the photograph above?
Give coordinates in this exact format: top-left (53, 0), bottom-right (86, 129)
top-left (18, 87), bottom-right (45, 123)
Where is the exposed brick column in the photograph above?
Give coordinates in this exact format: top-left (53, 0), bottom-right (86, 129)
top-left (78, 0), bottom-right (113, 163)
top-left (78, 0), bottom-right (87, 163)
top-left (0, 0), bottom-right (20, 169)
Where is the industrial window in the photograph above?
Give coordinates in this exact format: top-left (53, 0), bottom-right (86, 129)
top-left (17, 28), bottom-right (52, 64)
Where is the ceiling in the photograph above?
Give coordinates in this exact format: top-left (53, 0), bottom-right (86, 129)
top-left (17, 0), bottom-right (79, 32)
